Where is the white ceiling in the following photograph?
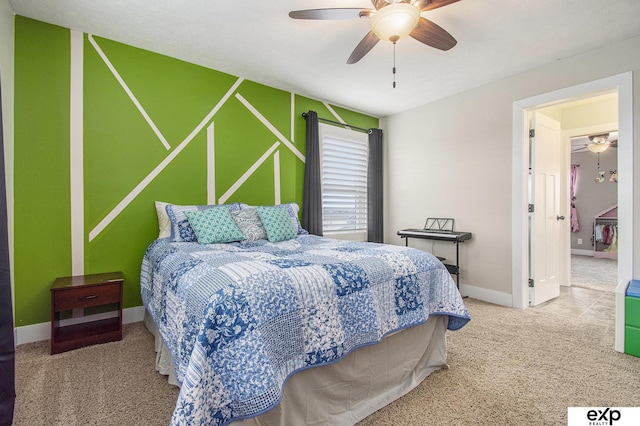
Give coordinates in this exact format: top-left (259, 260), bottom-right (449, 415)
top-left (9, 0), bottom-right (640, 117)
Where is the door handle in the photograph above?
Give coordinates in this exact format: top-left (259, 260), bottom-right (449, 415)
top-left (557, 215), bottom-right (565, 221)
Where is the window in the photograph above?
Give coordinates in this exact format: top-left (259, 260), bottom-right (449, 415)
top-left (319, 123), bottom-right (368, 240)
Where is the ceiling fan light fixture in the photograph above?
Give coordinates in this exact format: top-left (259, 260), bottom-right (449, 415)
top-left (587, 143), bottom-right (608, 153)
top-left (370, 3), bottom-right (420, 42)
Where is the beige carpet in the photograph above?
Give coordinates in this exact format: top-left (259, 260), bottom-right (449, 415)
top-left (13, 299), bottom-right (640, 426)
top-left (571, 254), bottom-right (618, 292)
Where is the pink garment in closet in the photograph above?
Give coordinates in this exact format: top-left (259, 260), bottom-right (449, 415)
top-left (570, 205), bottom-right (579, 232)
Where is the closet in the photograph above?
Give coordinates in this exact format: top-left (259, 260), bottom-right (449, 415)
top-left (593, 205), bottom-right (617, 259)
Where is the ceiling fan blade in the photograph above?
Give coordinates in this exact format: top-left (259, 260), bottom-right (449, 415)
top-left (372, 0), bottom-right (388, 10)
top-left (289, 8), bottom-right (367, 20)
top-left (414, 0), bottom-right (461, 12)
top-left (347, 31), bottom-right (380, 64)
top-left (410, 17), bottom-right (457, 50)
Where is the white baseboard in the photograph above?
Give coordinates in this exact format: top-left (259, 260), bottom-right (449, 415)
top-left (459, 284), bottom-right (513, 308)
top-left (14, 305), bottom-right (146, 346)
top-left (571, 249), bottom-right (593, 256)
top-left (123, 305), bottom-right (146, 324)
top-left (615, 280), bottom-right (628, 353)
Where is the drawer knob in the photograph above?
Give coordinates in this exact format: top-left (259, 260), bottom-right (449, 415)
top-left (80, 294), bottom-right (99, 300)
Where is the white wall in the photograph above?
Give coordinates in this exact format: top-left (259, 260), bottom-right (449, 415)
top-left (561, 97), bottom-right (618, 130)
top-left (381, 35), bottom-right (640, 304)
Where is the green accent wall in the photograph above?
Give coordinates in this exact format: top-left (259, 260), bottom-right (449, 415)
top-left (13, 17), bottom-right (379, 326)
top-left (14, 17), bottom-right (71, 327)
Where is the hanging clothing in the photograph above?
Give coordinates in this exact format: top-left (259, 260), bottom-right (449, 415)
top-left (594, 224), bottom-right (604, 242)
top-left (571, 201), bottom-right (579, 232)
top-left (602, 224), bottom-right (611, 245)
top-left (570, 165), bottom-right (579, 232)
top-left (605, 225), bottom-right (618, 253)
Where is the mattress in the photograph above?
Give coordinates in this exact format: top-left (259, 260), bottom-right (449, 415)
top-left (141, 235), bottom-right (469, 425)
top-left (145, 311), bottom-right (449, 425)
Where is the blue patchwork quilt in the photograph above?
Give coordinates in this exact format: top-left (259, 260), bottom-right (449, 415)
top-left (140, 235), bottom-right (470, 426)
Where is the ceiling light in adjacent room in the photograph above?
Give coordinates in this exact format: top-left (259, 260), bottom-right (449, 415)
top-left (587, 143), bottom-right (608, 153)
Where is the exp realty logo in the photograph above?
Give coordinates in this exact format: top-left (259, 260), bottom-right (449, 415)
top-left (568, 407), bottom-right (640, 426)
top-left (586, 408), bottom-right (620, 425)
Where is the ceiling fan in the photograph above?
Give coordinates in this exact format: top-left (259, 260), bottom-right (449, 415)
top-left (571, 132), bottom-right (618, 153)
top-left (289, 0), bottom-right (460, 65)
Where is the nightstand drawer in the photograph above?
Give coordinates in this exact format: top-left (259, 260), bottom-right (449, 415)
top-left (53, 282), bottom-right (121, 311)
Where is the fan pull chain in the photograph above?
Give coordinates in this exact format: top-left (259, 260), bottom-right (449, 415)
top-left (392, 41), bottom-right (397, 88)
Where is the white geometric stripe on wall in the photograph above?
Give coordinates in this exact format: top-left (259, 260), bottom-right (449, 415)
top-left (235, 93), bottom-right (305, 162)
top-left (323, 101), bottom-right (357, 132)
top-left (87, 75), bottom-right (244, 242)
top-left (88, 35), bottom-right (171, 151)
top-left (70, 29), bottom-right (84, 276)
top-left (217, 142), bottom-right (281, 204)
top-left (207, 122), bottom-right (216, 204)
top-left (78, 34), bottom-right (307, 265)
top-left (273, 150), bottom-right (281, 205)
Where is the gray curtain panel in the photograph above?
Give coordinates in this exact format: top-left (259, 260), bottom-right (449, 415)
top-left (0, 82), bottom-right (16, 426)
top-left (368, 128), bottom-right (384, 243)
top-left (302, 111), bottom-right (323, 236)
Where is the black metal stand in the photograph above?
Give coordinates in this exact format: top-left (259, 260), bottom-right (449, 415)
top-left (398, 229), bottom-right (471, 289)
top-left (401, 235), bottom-right (464, 289)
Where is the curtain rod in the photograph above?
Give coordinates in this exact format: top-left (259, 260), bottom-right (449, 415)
top-left (302, 112), bottom-right (371, 134)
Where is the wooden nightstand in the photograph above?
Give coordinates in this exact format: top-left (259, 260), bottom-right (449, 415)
top-left (50, 271), bottom-right (124, 354)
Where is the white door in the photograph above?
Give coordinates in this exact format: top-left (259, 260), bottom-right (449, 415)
top-left (530, 112), bottom-right (563, 306)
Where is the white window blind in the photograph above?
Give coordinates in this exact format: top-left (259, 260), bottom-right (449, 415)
top-left (320, 125), bottom-right (368, 236)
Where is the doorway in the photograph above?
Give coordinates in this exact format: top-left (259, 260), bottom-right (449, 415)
top-left (512, 72), bottom-right (633, 353)
top-left (527, 95), bottom-right (619, 328)
top-left (536, 94), bottom-right (619, 295)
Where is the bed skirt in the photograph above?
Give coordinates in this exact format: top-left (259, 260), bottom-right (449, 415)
top-left (144, 311), bottom-right (449, 425)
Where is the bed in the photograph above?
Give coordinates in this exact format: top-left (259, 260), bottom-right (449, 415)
top-left (141, 203), bottom-right (470, 426)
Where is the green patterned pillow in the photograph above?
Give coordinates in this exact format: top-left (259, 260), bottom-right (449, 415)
top-left (184, 207), bottom-right (245, 244)
top-left (257, 206), bottom-right (298, 242)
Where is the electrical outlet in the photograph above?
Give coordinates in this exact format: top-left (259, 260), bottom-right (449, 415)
top-left (577, 238), bottom-right (583, 245)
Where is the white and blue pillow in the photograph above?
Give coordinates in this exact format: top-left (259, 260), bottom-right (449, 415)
top-left (165, 202), bottom-right (244, 242)
top-left (278, 202), bottom-right (308, 235)
top-left (155, 201), bottom-right (172, 239)
top-left (231, 207), bottom-right (267, 242)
